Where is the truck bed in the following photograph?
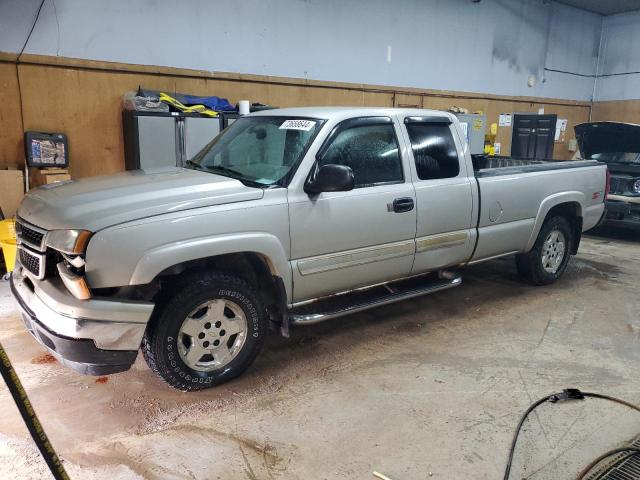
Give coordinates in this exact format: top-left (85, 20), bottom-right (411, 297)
top-left (469, 155), bottom-right (607, 262)
top-left (471, 155), bottom-right (601, 177)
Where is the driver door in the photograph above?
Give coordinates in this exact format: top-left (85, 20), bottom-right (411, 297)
top-left (288, 116), bottom-right (417, 302)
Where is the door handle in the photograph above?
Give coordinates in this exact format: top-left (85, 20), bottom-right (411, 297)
top-left (390, 197), bottom-right (414, 213)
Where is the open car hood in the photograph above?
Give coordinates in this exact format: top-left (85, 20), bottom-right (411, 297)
top-left (575, 121), bottom-right (640, 159)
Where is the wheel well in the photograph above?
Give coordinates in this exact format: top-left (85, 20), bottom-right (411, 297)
top-left (154, 252), bottom-right (286, 324)
top-left (544, 202), bottom-right (583, 255)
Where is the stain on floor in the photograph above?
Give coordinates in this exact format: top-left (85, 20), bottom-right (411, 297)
top-left (30, 353), bottom-right (56, 365)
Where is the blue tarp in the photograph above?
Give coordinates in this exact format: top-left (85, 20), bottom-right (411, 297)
top-left (138, 88), bottom-right (236, 112)
top-left (179, 94), bottom-right (235, 112)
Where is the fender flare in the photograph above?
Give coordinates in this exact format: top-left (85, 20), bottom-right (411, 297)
top-left (524, 191), bottom-right (585, 252)
top-left (129, 232), bottom-right (292, 301)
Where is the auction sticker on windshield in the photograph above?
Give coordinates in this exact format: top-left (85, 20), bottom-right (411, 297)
top-left (279, 119), bottom-right (316, 131)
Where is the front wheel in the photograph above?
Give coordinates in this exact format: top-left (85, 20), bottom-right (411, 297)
top-left (516, 216), bottom-right (573, 286)
top-left (142, 272), bottom-right (268, 391)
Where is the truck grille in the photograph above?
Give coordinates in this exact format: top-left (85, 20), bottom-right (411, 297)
top-left (15, 219), bottom-right (48, 279)
top-left (19, 247), bottom-right (45, 279)
top-left (16, 219), bottom-right (46, 250)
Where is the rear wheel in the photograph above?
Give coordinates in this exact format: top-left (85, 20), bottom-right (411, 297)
top-left (142, 272), bottom-right (268, 391)
top-left (516, 216), bottom-right (573, 286)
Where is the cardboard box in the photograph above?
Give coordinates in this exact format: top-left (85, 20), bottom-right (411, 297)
top-left (43, 174), bottom-right (71, 184)
top-left (29, 168), bottom-right (71, 188)
top-left (41, 167), bottom-right (68, 175)
top-left (0, 169), bottom-right (25, 218)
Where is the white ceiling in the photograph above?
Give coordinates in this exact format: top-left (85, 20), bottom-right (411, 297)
top-left (556, 0), bottom-right (640, 15)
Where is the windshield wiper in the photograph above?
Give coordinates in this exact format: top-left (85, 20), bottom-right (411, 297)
top-left (204, 165), bottom-right (247, 177)
top-left (198, 165), bottom-right (266, 188)
top-left (184, 160), bottom-right (204, 171)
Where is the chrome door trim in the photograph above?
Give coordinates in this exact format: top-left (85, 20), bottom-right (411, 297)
top-left (296, 239), bottom-right (415, 276)
top-left (416, 230), bottom-right (469, 253)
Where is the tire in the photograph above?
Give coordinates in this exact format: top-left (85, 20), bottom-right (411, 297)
top-left (516, 216), bottom-right (573, 286)
top-left (142, 272), bottom-right (268, 391)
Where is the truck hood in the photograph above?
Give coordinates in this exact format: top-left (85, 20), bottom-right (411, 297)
top-left (18, 167), bottom-right (264, 231)
top-left (575, 121), bottom-right (640, 157)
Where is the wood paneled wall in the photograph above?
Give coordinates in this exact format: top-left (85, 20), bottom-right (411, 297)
top-left (0, 60), bottom-right (24, 165)
top-left (591, 99), bottom-right (640, 124)
top-left (0, 53), bottom-right (592, 179)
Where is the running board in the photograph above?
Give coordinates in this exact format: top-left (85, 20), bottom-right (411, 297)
top-left (288, 273), bottom-right (462, 325)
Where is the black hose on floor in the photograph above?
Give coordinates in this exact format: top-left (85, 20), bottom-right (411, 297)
top-left (0, 341), bottom-right (70, 480)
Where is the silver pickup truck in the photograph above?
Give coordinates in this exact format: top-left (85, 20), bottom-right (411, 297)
top-left (11, 107), bottom-right (607, 391)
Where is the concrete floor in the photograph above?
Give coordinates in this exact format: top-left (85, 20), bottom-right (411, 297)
top-left (0, 229), bottom-right (639, 480)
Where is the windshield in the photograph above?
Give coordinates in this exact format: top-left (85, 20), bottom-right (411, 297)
top-left (188, 116), bottom-right (323, 186)
top-left (589, 151), bottom-right (640, 165)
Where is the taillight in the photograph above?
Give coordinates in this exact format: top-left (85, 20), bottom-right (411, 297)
top-left (605, 168), bottom-right (611, 200)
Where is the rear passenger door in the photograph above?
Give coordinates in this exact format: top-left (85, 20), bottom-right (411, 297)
top-left (401, 116), bottom-right (476, 274)
top-left (288, 117), bottom-right (417, 302)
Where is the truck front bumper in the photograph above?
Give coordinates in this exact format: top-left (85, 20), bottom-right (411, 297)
top-left (10, 263), bottom-right (155, 375)
top-left (602, 200), bottom-right (640, 230)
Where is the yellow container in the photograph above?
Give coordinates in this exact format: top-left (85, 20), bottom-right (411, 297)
top-left (1, 239), bottom-right (17, 272)
top-left (0, 220), bottom-right (17, 274)
top-left (0, 219), bottom-right (16, 242)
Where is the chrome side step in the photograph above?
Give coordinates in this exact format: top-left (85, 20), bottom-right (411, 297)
top-left (288, 273), bottom-right (462, 325)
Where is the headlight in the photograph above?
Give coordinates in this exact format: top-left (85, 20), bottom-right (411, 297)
top-left (633, 179), bottom-right (640, 195)
top-left (45, 229), bottom-right (92, 255)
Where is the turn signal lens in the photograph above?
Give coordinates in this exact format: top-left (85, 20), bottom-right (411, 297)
top-left (57, 262), bottom-right (91, 300)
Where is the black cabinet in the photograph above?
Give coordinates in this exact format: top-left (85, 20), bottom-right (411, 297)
top-left (511, 114), bottom-right (557, 160)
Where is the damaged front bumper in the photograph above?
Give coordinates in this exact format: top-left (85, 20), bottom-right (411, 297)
top-left (603, 199), bottom-right (640, 230)
top-left (10, 262), bottom-right (155, 375)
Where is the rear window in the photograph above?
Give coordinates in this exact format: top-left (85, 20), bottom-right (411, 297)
top-left (405, 123), bottom-right (460, 180)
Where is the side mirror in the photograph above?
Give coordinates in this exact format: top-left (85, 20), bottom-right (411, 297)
top-left (305, 164), bottom-right (355, 194)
